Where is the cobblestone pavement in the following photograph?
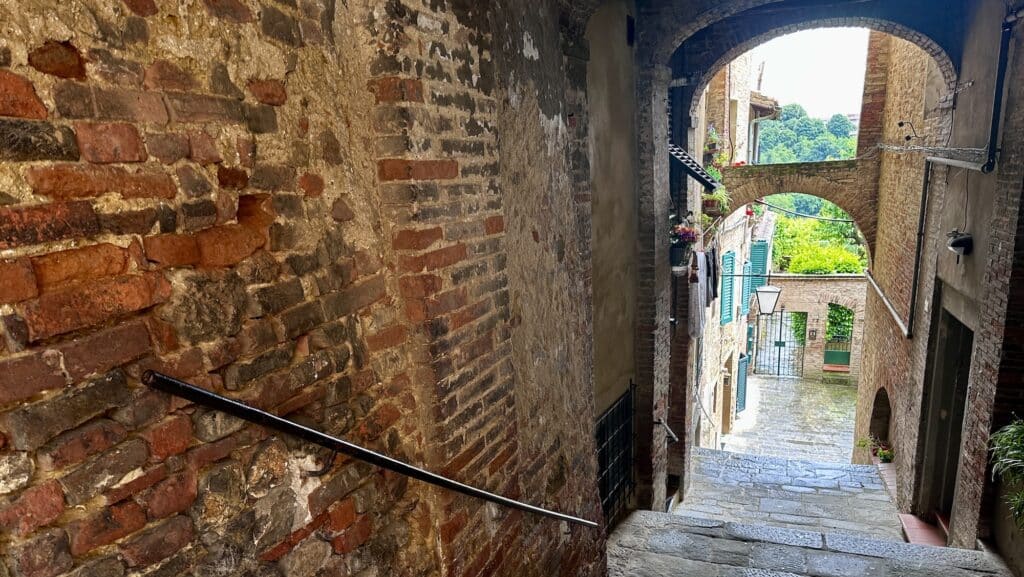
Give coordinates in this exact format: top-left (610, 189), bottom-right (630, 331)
top-left (608, 512), bottom-right (1015, 577)
top-left (723, 375), bottom-right (858, 464)
top-left (674, 448), bottom-right (905, 541)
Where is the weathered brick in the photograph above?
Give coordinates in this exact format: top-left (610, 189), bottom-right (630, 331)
top-left (299, 172), bottom-right (324, 197)
top-left (321, 275), bottom-right (386, 317)
top-left (0, 349), bottom-right (66, 405)
top-left (65, 558), bottom-right (126, 577)
top-left (0, 118), bottom-right (79, 161)
top-left (166, 92), bottom-right (245, 124)
top-left (181, 199), bottom-right (219, 231)
top-left (58, 319), bottom-right (152, 381)
top-left (28, 41), bottom-right (86, 80)
top-left (261, 5), bottom-right (301, 46)
top-left (121, 515), bottom-right (194, 567)
top-left (140, 414), bottom-right (192, 461)
top-left (0, 452), bottom-right (34, 495)
top-left (0, 201), bottom-right (99, 250)
top-left (144, 60), bottom-right (195, 91)
top-left (31, 243), bottom-right (128, 291)
top-left (99, 207), bottom-right (158, 235)
top-left (142, 467), bottom-right (198, 518)
top-left (176, 165), bottom-right (214, 197)
top-left (0, 258), bottom-right (38, 304)
top-left (366, 325), bottom-right (407, 352)
top-left (393, 226), bottom-right (444, 250)
top-left (399, 274), bottom-right (443, 298)
top-left (88, 48), bottom-right (145, 87)
top-left (484, 215), bottom-right (505, 235)
top-left (218, 165), bottom-right (249, 189)
top-left (104, 463), bottom-right (167, 505)
top-left (20, 272), bottom-right (170, 341)
top-left (202, 0), bottom-right (254, 22)
top-left (0, 69), bottom-right (47, 119)
top-left (26, 164), bottom-right (175, 200)
top-left (94, 87), bottom-right (169, 124)
top-left (146, 132), bottom-right (190, 164)
top-left (188, 130), bottom-right (222, 165)
top-left (144, 233), bottom-right (200, 266)
top-left (331, 514), bottom-right (373, 554)
top-left (223, 345), bottom-right (294, 389)
top-left (244, 102), bottom-right (279, 133)
top-left (368, 77), bottom-right (424, 103)
top-left (278, 301), bottom-right (327, 339)
top-left (399, 243), bottom-right (468, 272)
top-left (123, 0), bottom-right (158, 16)
top-left (332, 198), bottom-right (356, 221)
top-left (75, 122), bottom-right (148, 163)
top-left (196, 224), bottom-right (265, 267)
top-left (67, 500), bottom-right (147, 555)
top-left (247, 78), bottom-right (288, 106)
top-left (8, 529), bottom-right (73, 577)
top-left (0, 480), bottom-right (64, 536)
top-left (378, 159), bottom-right (460, 181)
top-left (254, 278), bottom-right (305, 315)
top-left (53, 81), bottom-right (95, 118)
top-left (60, 438), bottom-right (149, 506)
top-left (251, 164), bottom-right (296, 191)
top-left (38, 418), bottom-right (128, 471)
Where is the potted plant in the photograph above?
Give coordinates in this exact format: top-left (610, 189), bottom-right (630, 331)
top-left (877, 447), bottom-right (895, 464)
top-left (702, 187), bottom-right (731, 218)
top-left (670, 224), bottom-right (698, 268)
top-left (705, 126), bottom-right (720, 154)
top-left (991, 418), bottom-right (1024, 527)
top-left (857, 436), bottom-right (895, 463)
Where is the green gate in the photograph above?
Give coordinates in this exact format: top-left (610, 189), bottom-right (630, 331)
top-left (824, 337), bottom-right (852, 366)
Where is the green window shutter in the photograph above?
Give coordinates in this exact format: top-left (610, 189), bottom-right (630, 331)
top-left (750, 241), bottom-right (769, 289)
top-left (721, 252), bottom-right (735, 326)
top-left (741, 261), bottom-right (752, 316)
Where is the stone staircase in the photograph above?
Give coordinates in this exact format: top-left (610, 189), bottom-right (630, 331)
top-left (607, 512), bottom-right (1015, 577)
top-left (675, 448), bottom-right (904, 541)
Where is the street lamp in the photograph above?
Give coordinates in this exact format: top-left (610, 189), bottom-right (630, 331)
top-left (755, 285), bottom-right (782, 316)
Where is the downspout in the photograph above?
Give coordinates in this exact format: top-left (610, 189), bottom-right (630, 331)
top-left (905, 160), bottom-right (932, 338)
top-left (983, 9), bottom-right (1021, 173)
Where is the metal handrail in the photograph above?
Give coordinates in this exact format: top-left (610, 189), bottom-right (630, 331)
top-left (142, 371), bottom-right (598, 529)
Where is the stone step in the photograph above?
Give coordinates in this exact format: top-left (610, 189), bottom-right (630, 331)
top-left (608, 511), bottom-right (1015, 577)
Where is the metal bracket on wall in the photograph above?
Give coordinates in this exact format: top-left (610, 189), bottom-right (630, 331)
top-left (143, 371), bottom-right (598, 528)
top-left (654, 419), bottom-right (680, 444)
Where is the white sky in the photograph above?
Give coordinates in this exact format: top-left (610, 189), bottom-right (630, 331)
top-left (746, 28), bottom-right (871, 119)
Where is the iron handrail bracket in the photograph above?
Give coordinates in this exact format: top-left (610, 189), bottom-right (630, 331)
top-left (142, 371), bottom-right (598, 528)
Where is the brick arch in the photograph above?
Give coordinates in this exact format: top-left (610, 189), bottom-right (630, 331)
top-left (721, 160), bottom-right (876, 259)
top-left (684, 18), bottom-right (958, 119)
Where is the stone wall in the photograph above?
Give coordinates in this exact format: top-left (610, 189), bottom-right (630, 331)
top-left (0, 1), bottom-right (606, 576)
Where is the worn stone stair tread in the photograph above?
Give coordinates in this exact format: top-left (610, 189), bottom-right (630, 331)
top-left (608, 511), bottom-right (1015, 577)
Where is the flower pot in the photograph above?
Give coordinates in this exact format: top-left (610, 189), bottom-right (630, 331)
top-left (703, 199), bottom-right (725, 218)
top-left (670, 244), bottom-right (687, 268)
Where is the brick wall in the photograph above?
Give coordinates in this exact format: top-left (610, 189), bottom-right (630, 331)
top-left (769, 275), bottom-right (867, 381)
top-left (0, 1), bottom-right (606, 576)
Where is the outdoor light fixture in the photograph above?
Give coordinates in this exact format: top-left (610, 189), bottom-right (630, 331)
top-left (755, 285), bottom-right (782, 316)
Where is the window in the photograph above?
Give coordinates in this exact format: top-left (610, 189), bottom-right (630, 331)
top-left (741, 260), bottom-right (752, 315)
top-left (721, 251), bottom-right (735, 325)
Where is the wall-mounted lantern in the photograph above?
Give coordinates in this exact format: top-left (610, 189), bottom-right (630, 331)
top-left (755, 285), bottom-right (782, 316)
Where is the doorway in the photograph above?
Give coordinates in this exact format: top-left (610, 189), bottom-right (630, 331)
top-left (919, 309), bottom-right (974, 522)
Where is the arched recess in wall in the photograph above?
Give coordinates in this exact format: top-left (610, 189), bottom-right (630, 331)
top-left (870, 387), bottom-right (893, 445)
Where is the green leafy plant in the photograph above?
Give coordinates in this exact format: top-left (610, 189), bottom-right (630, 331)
top-left (700, 213), bottom-right (714, 231)
top-left (702, 187), bottom-right (731, 215)
top-left (877, 448), bottom-right (895, 463)
top-left (826, 303), bottom-right (855, 341)
top-left (992, 418), bottom-right (1024, 528)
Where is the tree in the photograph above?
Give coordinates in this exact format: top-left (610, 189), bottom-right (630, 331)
top-left (788, 245), bottom-right (864, 274)
top-left (790, 116), bottom-right (826, 141)
top-left (780, 104), bottom-right (808, 122)
top-left (826, 303), bottom-right (855, 341)
top-left (827, 114), bottom-right (855, 139)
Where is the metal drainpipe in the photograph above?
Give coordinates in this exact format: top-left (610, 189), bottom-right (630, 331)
top-left (905, 160), bottom-right (932, 338)
top-left (983, 11), bottom-right (1020, 173)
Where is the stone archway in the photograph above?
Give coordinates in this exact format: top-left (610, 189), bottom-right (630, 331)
top-left (870, 387), bottom-right (894, 445)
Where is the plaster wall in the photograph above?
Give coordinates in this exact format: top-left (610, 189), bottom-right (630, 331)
top-left (588, 0), bottom-right (639, 415)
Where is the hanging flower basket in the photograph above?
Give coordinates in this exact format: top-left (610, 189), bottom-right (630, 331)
top-left (702, 197), bottom-right (726, 218)
top-left (669, 224), bottom-right (698, 269)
